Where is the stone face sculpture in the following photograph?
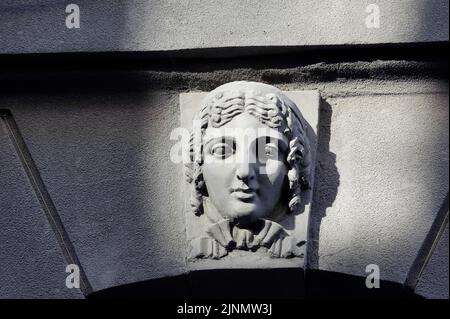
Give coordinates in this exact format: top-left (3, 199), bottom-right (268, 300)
top-left (185, 81), bottom-right (312, 260)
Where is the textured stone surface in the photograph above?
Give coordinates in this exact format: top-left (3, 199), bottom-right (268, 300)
top-left (0, 121), bottom-right (83, 298)
top-left (415, 224), bottom-right (449, 299)
top-left (0, 0), bottom-right (448, 54)
top-left (3, 92), bottom-right (187, 291)
top-left (0, 63), bottom-right (447, 297)
top-left (310, 93), bottom-right (449, 284)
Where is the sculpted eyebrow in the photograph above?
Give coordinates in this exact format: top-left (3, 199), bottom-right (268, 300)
top-left (204, 136), bottom-right (234, 145)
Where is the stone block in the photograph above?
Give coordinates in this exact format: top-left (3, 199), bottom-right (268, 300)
top-left (0, 0), bottom-right (447, 54)
top-left (180, 87), bottom-right (320, 271)
top-left (311, 93), bottom-right (449, 285)
top-left (3, 92), bottom-right (187, 291)
top-left (0, 118), bottom-right (83, 298)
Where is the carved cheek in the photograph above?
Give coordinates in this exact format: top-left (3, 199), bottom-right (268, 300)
top-left (263, 159), bottom-right (287, 186)
top-left (202, 160), bottom-right (236, 197)
top-left (257, 160), bottom-right (287, 206)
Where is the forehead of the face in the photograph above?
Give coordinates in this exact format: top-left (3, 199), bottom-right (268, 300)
top-left (203, 112), bottom-right (288, 146)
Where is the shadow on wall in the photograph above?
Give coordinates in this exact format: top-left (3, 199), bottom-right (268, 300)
top-left (87, 268), bottom-right (420, 299)
top-left (87, 268), bottom-right (305, 299)
top-left (0, 0), bottom-right (129, 53)
top-left (0, 72), bottom-right (188, 292)
top-left (307, 98), bottom-right (339, 269)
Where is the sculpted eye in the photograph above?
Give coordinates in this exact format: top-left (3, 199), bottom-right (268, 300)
top-left (264, 143), bottom-right (279, 158)
top-left (211, 142), bottom-right (235, 159)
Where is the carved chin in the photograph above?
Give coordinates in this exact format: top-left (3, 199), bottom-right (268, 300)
top-left (224, 201), bottom-right (267, 223)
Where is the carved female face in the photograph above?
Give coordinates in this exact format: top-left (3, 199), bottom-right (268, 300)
top-left (202, 112), bottom-right (288, 225)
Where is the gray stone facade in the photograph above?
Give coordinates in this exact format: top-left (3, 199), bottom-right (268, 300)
top-left (0, 1), bottom-right (448, 299)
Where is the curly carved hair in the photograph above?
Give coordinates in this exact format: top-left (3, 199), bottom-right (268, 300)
top-left (185, 81), bottom-right (311, 217)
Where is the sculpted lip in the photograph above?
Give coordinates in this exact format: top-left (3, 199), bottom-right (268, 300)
top-left (230, 187), bottom-right (257, 201)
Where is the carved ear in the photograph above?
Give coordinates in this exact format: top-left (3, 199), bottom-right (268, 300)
top-left (190, 190), bottom-right (204, 216)
top-left (299, 175), bottom-right (310, 190)
top-left (184, 162), bottom-right (194, 183)
top-left (189, 164), bottom-right (207, 216)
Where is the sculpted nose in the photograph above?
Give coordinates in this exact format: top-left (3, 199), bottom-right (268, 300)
top-left (236, 161), bottom-right (256, 182)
